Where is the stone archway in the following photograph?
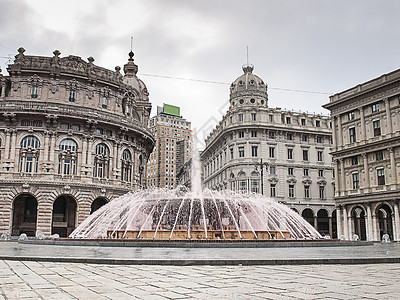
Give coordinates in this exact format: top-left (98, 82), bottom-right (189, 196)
top-left (11, 194), bottom-right (38, 236)
top-left (317, 209), bottom-right (329, 237)
top-left (52, 195), bottom-right (77, 237)
top-left (91, 197), bottom-right (108, 214)
top-left (302, 208), bottom-right (314, 228)
top-left (377, 204), bottom-right (393, 241)
top-left (352, 206), bottom-right (367, 240)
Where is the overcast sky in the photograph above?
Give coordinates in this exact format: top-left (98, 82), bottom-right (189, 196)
top-left (1, 0), bottom-right (400, 145)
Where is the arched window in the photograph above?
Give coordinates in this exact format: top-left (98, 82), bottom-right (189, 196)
top-left (238, 172), bottom-right (247, 192)
top-left (19, 136), bottom-right (40, 173)
top-left (58, 139), bottom-right (78, 175)
top-left (250, 171), bottom-right (260, 193)
top-left (93, 143), bottom-right (110, 178)
top-left (121, 149), bottom-right (132, 182)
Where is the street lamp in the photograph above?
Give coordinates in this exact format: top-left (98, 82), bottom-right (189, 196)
top-left (254, 159), bottom-right (268, 195)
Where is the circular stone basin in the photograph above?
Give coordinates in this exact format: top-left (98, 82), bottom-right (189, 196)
top-left (70, 188), bottom-right (321, 240)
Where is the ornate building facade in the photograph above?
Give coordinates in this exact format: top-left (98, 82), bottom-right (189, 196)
top-left (146, 104), bottom-right (191, 189)
top-left (201, 65), bottom-right (336, 237)
top-left (0, 47), bottom-right (154, 237)
top-left (324, 68), bottom-right (400, 241)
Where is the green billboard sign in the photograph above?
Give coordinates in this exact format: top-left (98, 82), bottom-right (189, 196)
top-left (163, 104), bottom-right (180, 117)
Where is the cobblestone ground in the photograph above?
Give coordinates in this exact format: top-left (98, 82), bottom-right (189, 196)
top-left (0, 260), bottom-right (399, 299)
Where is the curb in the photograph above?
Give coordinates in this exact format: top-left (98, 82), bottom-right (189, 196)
top-left (1, 256), bottom-right (399, 266)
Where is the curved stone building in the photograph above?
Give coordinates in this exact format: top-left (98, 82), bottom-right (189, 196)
top-left (201, 64), bottom-right (337, 237)
top-left (0, 47), bottom-right (154, 237)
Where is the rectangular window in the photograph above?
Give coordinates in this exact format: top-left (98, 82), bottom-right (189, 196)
top-left (238, 131), bottom-right (245, 138)
top-left (251, 180), bottom-right (259, 193)
top-left (269, 115), bottom-right (274, 122)
top-left (349, 127), bottom-right (356, 143)
top-left (238, 114), bottom-right (244, 122)
top-left (376, 150), bottom-right (383, 161)
top-left (288, 167), bottom-right (294, 176)
top-left (377, 168), bottom-right (385, 185)
top-left (69, 90), bottom-right (76, 102)
top-left (60, 123), bottom-right (69, 130)
top-left (351, 156), bottom-right (358, 165)
top-left (101, 96), bottom-right (107, 108)
top-left (251, 113), bottom-right (257, 121)
top-left (372, 103), bottom-right (379, 112)
top-left (269, 131), bottom-right (275, 139)
top-left (230, 148), bottom-right (234, 159)
top-left (301, 118), bottom-right (306, 126)
top-left (270, 184), bottom-right (276, 197)
top-left (316, 120), bottom-right (321, 127)
top-left (31, 86), bottom-right (38, 98)
top-left (303, 168), bottom-right (309, 176)
top-left (317, 151), bottom-right (323, 162)
top-left (287, 133), bottom-right (293, 141)
top-left (373, 120), bottom-right (381, 136)
top-left (318, 169), bottom-right (324, 177)
top-left (304, 185), bottom-right (310, 198)
top-left (269, 147), bottom-right (275, 158)
top-left (352, 173), bottom-right (360, 189)
top-left (289, 185), bottom-right (295, 198)
top-left (270, 166), bottom-right (276, 175)
top-left (303, 149), bottom-right (309, 161)
top-left (302, 135), bottom-right (308, 142)
top-left (348, 111), bottom-right (355, 120)
top-left (251, 146), bottom-right (258, 157)
top-left (286, 117), bottom-right (291, 124)
top-left (238, 146), bottom-right (244, 158)
top-left (251, 130), bottom-right (257, 137)
top-left (319, 186), bottom-right (325, 199)
top-left (239, 180), bottom-right (247, 191)
top-left (288, 149), bottom-right (293, 160)
top-left (71, 124), bottom-right (80, 131)
top-left (317, 136), bottom-right (323, 143)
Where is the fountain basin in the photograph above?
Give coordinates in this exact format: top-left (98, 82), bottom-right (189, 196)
top-left (71, 188), bottom-right (320, 240)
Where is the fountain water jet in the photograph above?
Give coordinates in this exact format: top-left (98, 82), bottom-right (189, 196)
top-left (70, 131), bottom-right (321, 240)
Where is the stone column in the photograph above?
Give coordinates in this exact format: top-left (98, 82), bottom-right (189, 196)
top-left (9, 129), bottom-right (17, 161)
top-left (372, 213), bottom-right (379, 241)
top-left (394, 202), bottom-right (400, 241)
top-left (49, 132), bottom-right (56, 163)
top-left (389, 147), bottom-right (397, 185)
top-left (4, 129), bottom-right (11, 160)
top-left (313, 216), bottom-right (318, 230)
top-left (113, 142), bottom-right (118, 178)
top-left (348, 216), bottom-right (354, 240)
top-left (332, 118), bottom-right (337, 148)
top-left (334, 159), bottom-right (340, 196)
top-left (336, 206), bottom-right (343, 239)
top-left (337, 115), bottom-right (343, 150)
top-left (384, 98), bottom-right (393, 135)
top-left (362, 153), bottom-right (370, 192)
top-left (328, 216), bottom-right (333, 238)
top-left (342, 205), bottom-right (349, 240)
top-left (366, 204), bottom-right (373, 241)
top-left (359, 107), bottom-right (366, 141)
top-left (87, 137), bottom-right (93, 166)
top-left (43, 132), bottom-right (50, 161)
top-left (339, 159), bottom-right (346, 196)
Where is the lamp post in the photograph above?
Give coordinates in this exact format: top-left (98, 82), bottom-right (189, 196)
top-left (254, 159), bottom-right (268, 195)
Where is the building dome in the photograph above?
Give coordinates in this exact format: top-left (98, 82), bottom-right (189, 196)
top-left (123, 51), bottom-right (149, 102)
top-left (229, 64), bottom-right (268, 108)
top-left (230, 64), bottom-right (267, 95)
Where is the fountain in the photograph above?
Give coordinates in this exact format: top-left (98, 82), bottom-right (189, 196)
top-left (70, 132), bottom-right (321, 241)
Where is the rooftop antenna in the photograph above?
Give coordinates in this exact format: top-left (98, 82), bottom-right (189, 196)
top-left (246, 46), bottom-right (249, 65)
top-left (130, 36), bottom-right (133, 52)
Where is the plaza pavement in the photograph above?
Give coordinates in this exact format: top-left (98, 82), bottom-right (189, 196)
top-left (1, 241), bottom-right (400, 299)
top-left (0, 260), bottom-right (399, 299)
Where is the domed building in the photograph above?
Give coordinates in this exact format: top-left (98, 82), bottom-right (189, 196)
top-left (0, 47), bottom-right (154, 237)
top-left (201, 64), bottom-right (337, 237)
